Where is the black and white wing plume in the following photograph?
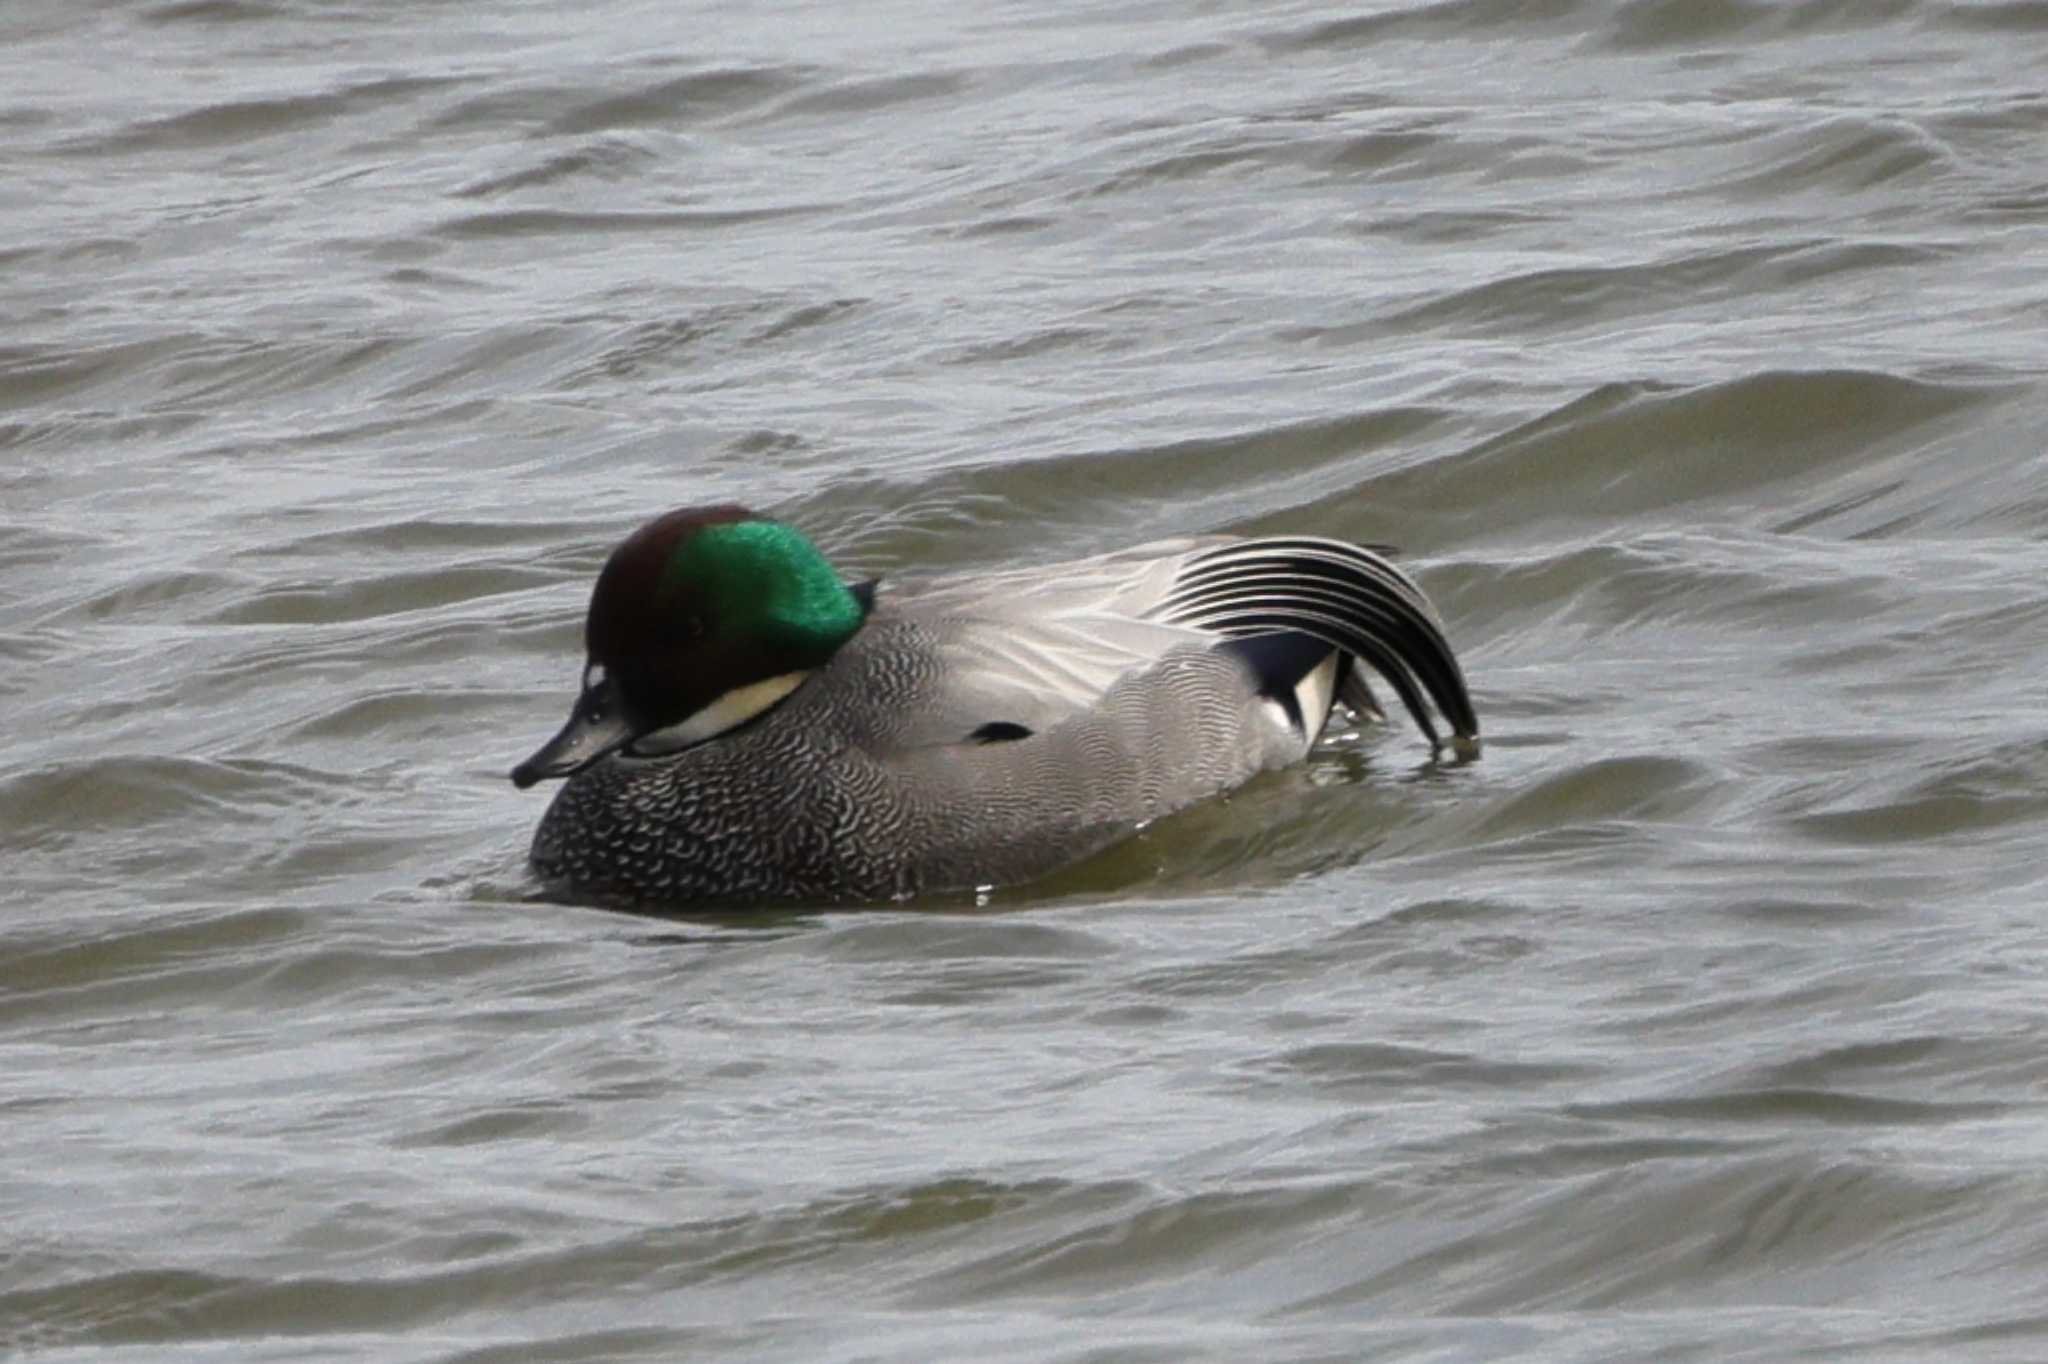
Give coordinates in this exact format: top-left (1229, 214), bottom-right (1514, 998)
top-left (1151, 537), bottom-right (1479, 753)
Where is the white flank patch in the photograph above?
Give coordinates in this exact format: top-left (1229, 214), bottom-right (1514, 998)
top-left (1293, 653), bottom-right (1340, 738)
top-left (628, 671), bottom-right (810, 754)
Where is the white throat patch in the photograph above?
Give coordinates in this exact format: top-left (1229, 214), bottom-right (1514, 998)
top-left (627, 671), bottom-right (810, 755)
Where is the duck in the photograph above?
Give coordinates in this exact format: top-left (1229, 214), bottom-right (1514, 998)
top-left (510, 505), bottom-right (1479, 905)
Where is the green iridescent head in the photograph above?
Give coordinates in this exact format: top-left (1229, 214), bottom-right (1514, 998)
top-left (510, 505), bottom-right (866, 789)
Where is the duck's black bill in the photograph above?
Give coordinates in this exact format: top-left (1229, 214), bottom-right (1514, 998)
top-left (510, 682), bottom-right (633, 790)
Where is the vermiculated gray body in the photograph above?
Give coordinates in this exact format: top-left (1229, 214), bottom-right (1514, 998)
top-left (530, 613), bottom-right (1291, 904)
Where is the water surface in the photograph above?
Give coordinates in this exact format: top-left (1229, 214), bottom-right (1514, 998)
top-left (6, 1), bottom-right (2048, 1359)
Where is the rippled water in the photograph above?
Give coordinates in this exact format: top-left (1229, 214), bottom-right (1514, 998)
top-left (7, 0), bottom-right (2048, 1359)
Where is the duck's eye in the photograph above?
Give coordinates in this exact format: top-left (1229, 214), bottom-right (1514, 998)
top-left (681, 615), bottom-right (708, 640)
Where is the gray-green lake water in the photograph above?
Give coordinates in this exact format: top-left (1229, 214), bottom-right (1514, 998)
top-left (7, 1), bottom-right (2048, 1359)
